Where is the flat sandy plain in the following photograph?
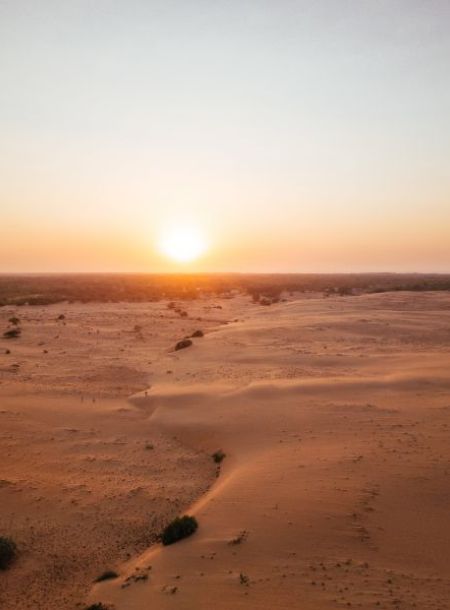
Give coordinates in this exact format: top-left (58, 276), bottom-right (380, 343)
top-left (1, 292), bottom-right (450, 610)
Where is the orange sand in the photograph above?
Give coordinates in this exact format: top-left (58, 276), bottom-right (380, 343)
top-left (1, 293), bottom-right (450, 609)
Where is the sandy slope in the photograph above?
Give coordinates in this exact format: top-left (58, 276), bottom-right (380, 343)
top-left (89, 292), bottom-right (450, 610)
top-left (0, 300), bottom-right (228, 609)
top-left (1, 293), bottom-right (450, 609)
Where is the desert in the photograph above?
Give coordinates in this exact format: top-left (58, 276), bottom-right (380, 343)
top-left (1, 281), bottom-right (450, 609)
top-left (2, 3), bottom-right (450, 608)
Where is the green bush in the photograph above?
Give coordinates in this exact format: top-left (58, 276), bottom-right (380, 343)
top-left (161, 515), bottom-right (198, 546)
top-left (0, 537), bottom-right (17, 570)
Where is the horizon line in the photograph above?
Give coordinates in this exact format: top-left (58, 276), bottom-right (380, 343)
top-left (1, 270), bottom-right (449, 277)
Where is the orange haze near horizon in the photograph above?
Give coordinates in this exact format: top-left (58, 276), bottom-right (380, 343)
top-left (1, 2), bottom-right (449, 273)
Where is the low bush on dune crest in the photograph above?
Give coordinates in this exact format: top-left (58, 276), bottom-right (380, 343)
top-left (0, 536), bottom-right (17, 570)
top-left (94, 570), bottom-right (118, 583)
top-left (212, 449), bottom-right (226, 464)
top-left (161, 515), bottom-right (198, 546)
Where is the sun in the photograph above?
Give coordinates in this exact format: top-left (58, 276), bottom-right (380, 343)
top-left (158, 225), bottom-right (207, 263)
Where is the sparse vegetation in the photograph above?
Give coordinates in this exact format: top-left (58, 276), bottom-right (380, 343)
top-left (175, 338), bottom-right (192, 351)
top-left (57, 314), bottom-right (65, 320)
top-left (161, 515), bottom-right (198, 546)
top-left (3, 328), bottom-right (21, 339)
top-left (337, 286), bottom-right (354, 296)
top-left (0, 536), bottom-right (17, 570)
top-left (239, 572), bottom-right (249, 585)
top-left (94, 570), bottom-right (118, 583)
top-left (229, 530), bottom-right (248, 545)
top-left (85, 604), bottom-right (110, 610)
top-left (212, 449), bottom-right (226, 464)
top-left (8, 316), bottom-right (20, 325)
top-left (191, 329), bottom-right (204, 338)
top-left (0, 273), bottom-right (448, 308)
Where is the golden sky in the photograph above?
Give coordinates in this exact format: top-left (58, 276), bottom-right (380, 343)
top-left (1, 1), bottom-right (449, 272)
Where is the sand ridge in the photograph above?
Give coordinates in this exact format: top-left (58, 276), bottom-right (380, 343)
top-left (0, 299), bottom-right (229, 609)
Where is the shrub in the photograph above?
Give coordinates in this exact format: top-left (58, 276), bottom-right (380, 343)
top-left (229, 530), bottom-right (248, 545)
top-left (3, 328), bottom-right (21, 339)
top-left (0, 537), bottom-right (17, 570)
top-left (212, 450), bottom-right (226, 464)
top-left (8, 316), bottom-right (20, 326)
top-left (94, 570), bottom-right (118, 583)
top-left (57, 314), bottom-right (65, 320)
top-left (175, 338), bottom-right (192, 351)
top-left (239, 572), bottom-right (249, 585)
top-left (85, 604), bottom-right (110, 610)
top-left (191, 330), bottom-right (204, 338)
top-left (161, 515), bottom-right (198, 546)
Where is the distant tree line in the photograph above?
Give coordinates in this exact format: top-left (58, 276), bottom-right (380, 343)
top-left (0, 272), bottom-right (448, 307)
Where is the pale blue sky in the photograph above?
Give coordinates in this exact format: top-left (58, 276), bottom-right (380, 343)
top-left (1, 1), bottom-right (449, 271)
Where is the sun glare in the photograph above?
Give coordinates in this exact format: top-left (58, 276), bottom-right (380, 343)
top-left (158, 225), bottom-right (207, 263)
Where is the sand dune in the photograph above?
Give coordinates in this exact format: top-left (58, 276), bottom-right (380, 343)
top-left (89, 292), bottom-right (450, 610)
top-left (1, 293), bottom-right (450, 609)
